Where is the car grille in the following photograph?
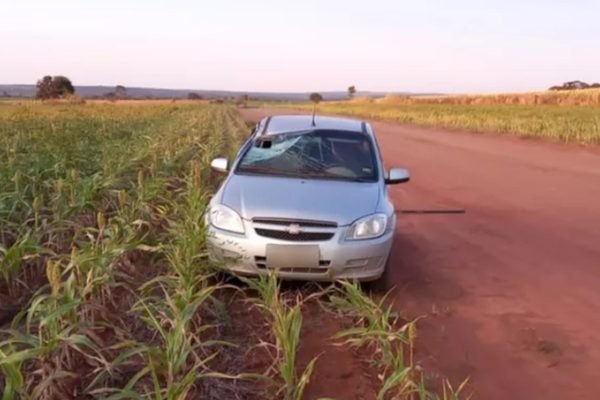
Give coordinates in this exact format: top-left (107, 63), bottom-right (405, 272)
top-left (252, 217), bottom-right (337, 228)
top-left (254, 228), bottom-right (334, 242)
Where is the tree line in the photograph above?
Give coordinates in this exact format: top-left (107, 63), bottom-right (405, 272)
top-left (28, 75), bottom-right (600, 102)
top-left (549, 81), bottom-right (600, 91)
top-left (31, 75), bottom-right (358, 103)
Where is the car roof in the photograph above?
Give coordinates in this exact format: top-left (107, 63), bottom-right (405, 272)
top-left (261, 114), bottom-right (366, 135)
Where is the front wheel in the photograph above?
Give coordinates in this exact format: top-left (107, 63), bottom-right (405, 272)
top-left (365, 252), bottom-right (393, 293)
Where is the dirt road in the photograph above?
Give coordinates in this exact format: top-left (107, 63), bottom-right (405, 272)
top-left (239, 108), bottom-right (600, 399)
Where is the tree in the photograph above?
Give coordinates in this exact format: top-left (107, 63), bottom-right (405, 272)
top-left (238, 94), bottom-right (249, 107)
top-left (187, 92), bottom-right (203, 100)
top-left (309, 92), bottom-right (323, 119)
top-left (103, 91), bottom-right (117, 101)
top-left (36, 76), bottom-right (53, 99)
top-left (549, 80), bottom-right (594, 91)
top-left (36, 75), bottom-right (75, 100)
top-left (309, 92), bottom-right (323, 104)
top-left (115, 85), bottom-right (127, 99)
top-left (347, 85), bottom-right (356, 99)
top-left (50, 76), bottom-right (74, 97)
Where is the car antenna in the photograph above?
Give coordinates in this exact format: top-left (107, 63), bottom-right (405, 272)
top-left (311, 105), bottom-right (317, 127)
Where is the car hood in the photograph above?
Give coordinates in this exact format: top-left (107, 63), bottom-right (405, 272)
top-left (221, 174), bottom-right (381, 226)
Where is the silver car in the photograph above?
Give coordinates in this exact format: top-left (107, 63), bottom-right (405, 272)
top-left (205, 114), bottom-right (410, 282)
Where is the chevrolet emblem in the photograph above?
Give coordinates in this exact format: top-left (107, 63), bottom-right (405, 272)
top-left (287, 224), bottom-right (301, 235)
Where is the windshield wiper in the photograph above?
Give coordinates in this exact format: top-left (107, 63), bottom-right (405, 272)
top-left (296, 170), bottom-right (374, 182)
top-left (237, 166), bottom-right (302, 178)
top-left (238, 166), bottom-right (278, 174)
top-left (238, 167), bottom-right (374, 182)
top-left (345, 177), bottom-right (374, 182)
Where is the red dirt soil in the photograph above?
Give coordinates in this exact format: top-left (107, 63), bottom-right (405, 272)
top-left (298, 301), bottom-right (380, 400)
top-left (240, 108), bottom-right (600, 400)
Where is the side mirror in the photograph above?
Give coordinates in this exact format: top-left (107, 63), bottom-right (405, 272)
top-left (211, 158), bottom-right (229, 173)
top-left (385, 168), bottom-right (410, 184)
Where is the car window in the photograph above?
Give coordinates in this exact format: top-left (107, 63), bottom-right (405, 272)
top-left (236, 129), bottom-right (377, 182)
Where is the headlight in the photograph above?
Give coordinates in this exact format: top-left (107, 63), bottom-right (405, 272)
top-left (346, 213), bottom-right (388, 241)
top-left (209, 204), bottom-right (245, 234)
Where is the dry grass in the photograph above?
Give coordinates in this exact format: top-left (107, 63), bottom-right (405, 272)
top-left (284, 99), bottom-right (600, 144)
top-left (380, 89), bottom-right (600, 107)
top-left (384, 89), bottom-right (600, 106)
top-left (86, 99), bottom-right (211, 106)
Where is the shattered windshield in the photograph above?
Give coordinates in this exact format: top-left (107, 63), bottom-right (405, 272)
top-left (236, 129), bottom-right (378, 182)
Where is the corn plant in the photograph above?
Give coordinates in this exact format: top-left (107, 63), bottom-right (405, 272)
top-left (0, 230), bottom-right (43, 297)
top-left (109, 285), bottom-right (226, 400)
top-left (1, 260), bottom-right (107, 399)
top-left (0, 102), bottom-right (256, 398)
top-left (0, 347), bottom-right (25, 400)
top-left (329, 280), bottom-right (470, 399)
top-left (246, 273), bottom-right (318, 400)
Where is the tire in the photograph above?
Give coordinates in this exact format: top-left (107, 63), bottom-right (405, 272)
top-left (365, 252), bottom-right (392, 294)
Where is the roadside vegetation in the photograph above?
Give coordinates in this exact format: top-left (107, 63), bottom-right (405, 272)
top-left (386, 88), bottom-right (600, 107)
top-left (281, 95), bottom-right (600, 144)
top-left (0, 100), bottom-right (468, 399)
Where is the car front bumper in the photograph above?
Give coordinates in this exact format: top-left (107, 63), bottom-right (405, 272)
top-left (206, 221), bottom-right (394, 282)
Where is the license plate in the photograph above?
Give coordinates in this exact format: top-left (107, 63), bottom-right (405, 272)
top-left (266, 244), bottom-right (319, 269)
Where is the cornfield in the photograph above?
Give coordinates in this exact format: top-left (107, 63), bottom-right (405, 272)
top-left (0, 101), bottom-right (468, 399)
top-left (273, 93), bottom-right (600, 144)
top-left (379, 89), bottom-right (600, 107)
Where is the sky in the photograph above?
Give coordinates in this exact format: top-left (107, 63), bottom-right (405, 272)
top-left (1, 0), bottom-right (599, 93)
